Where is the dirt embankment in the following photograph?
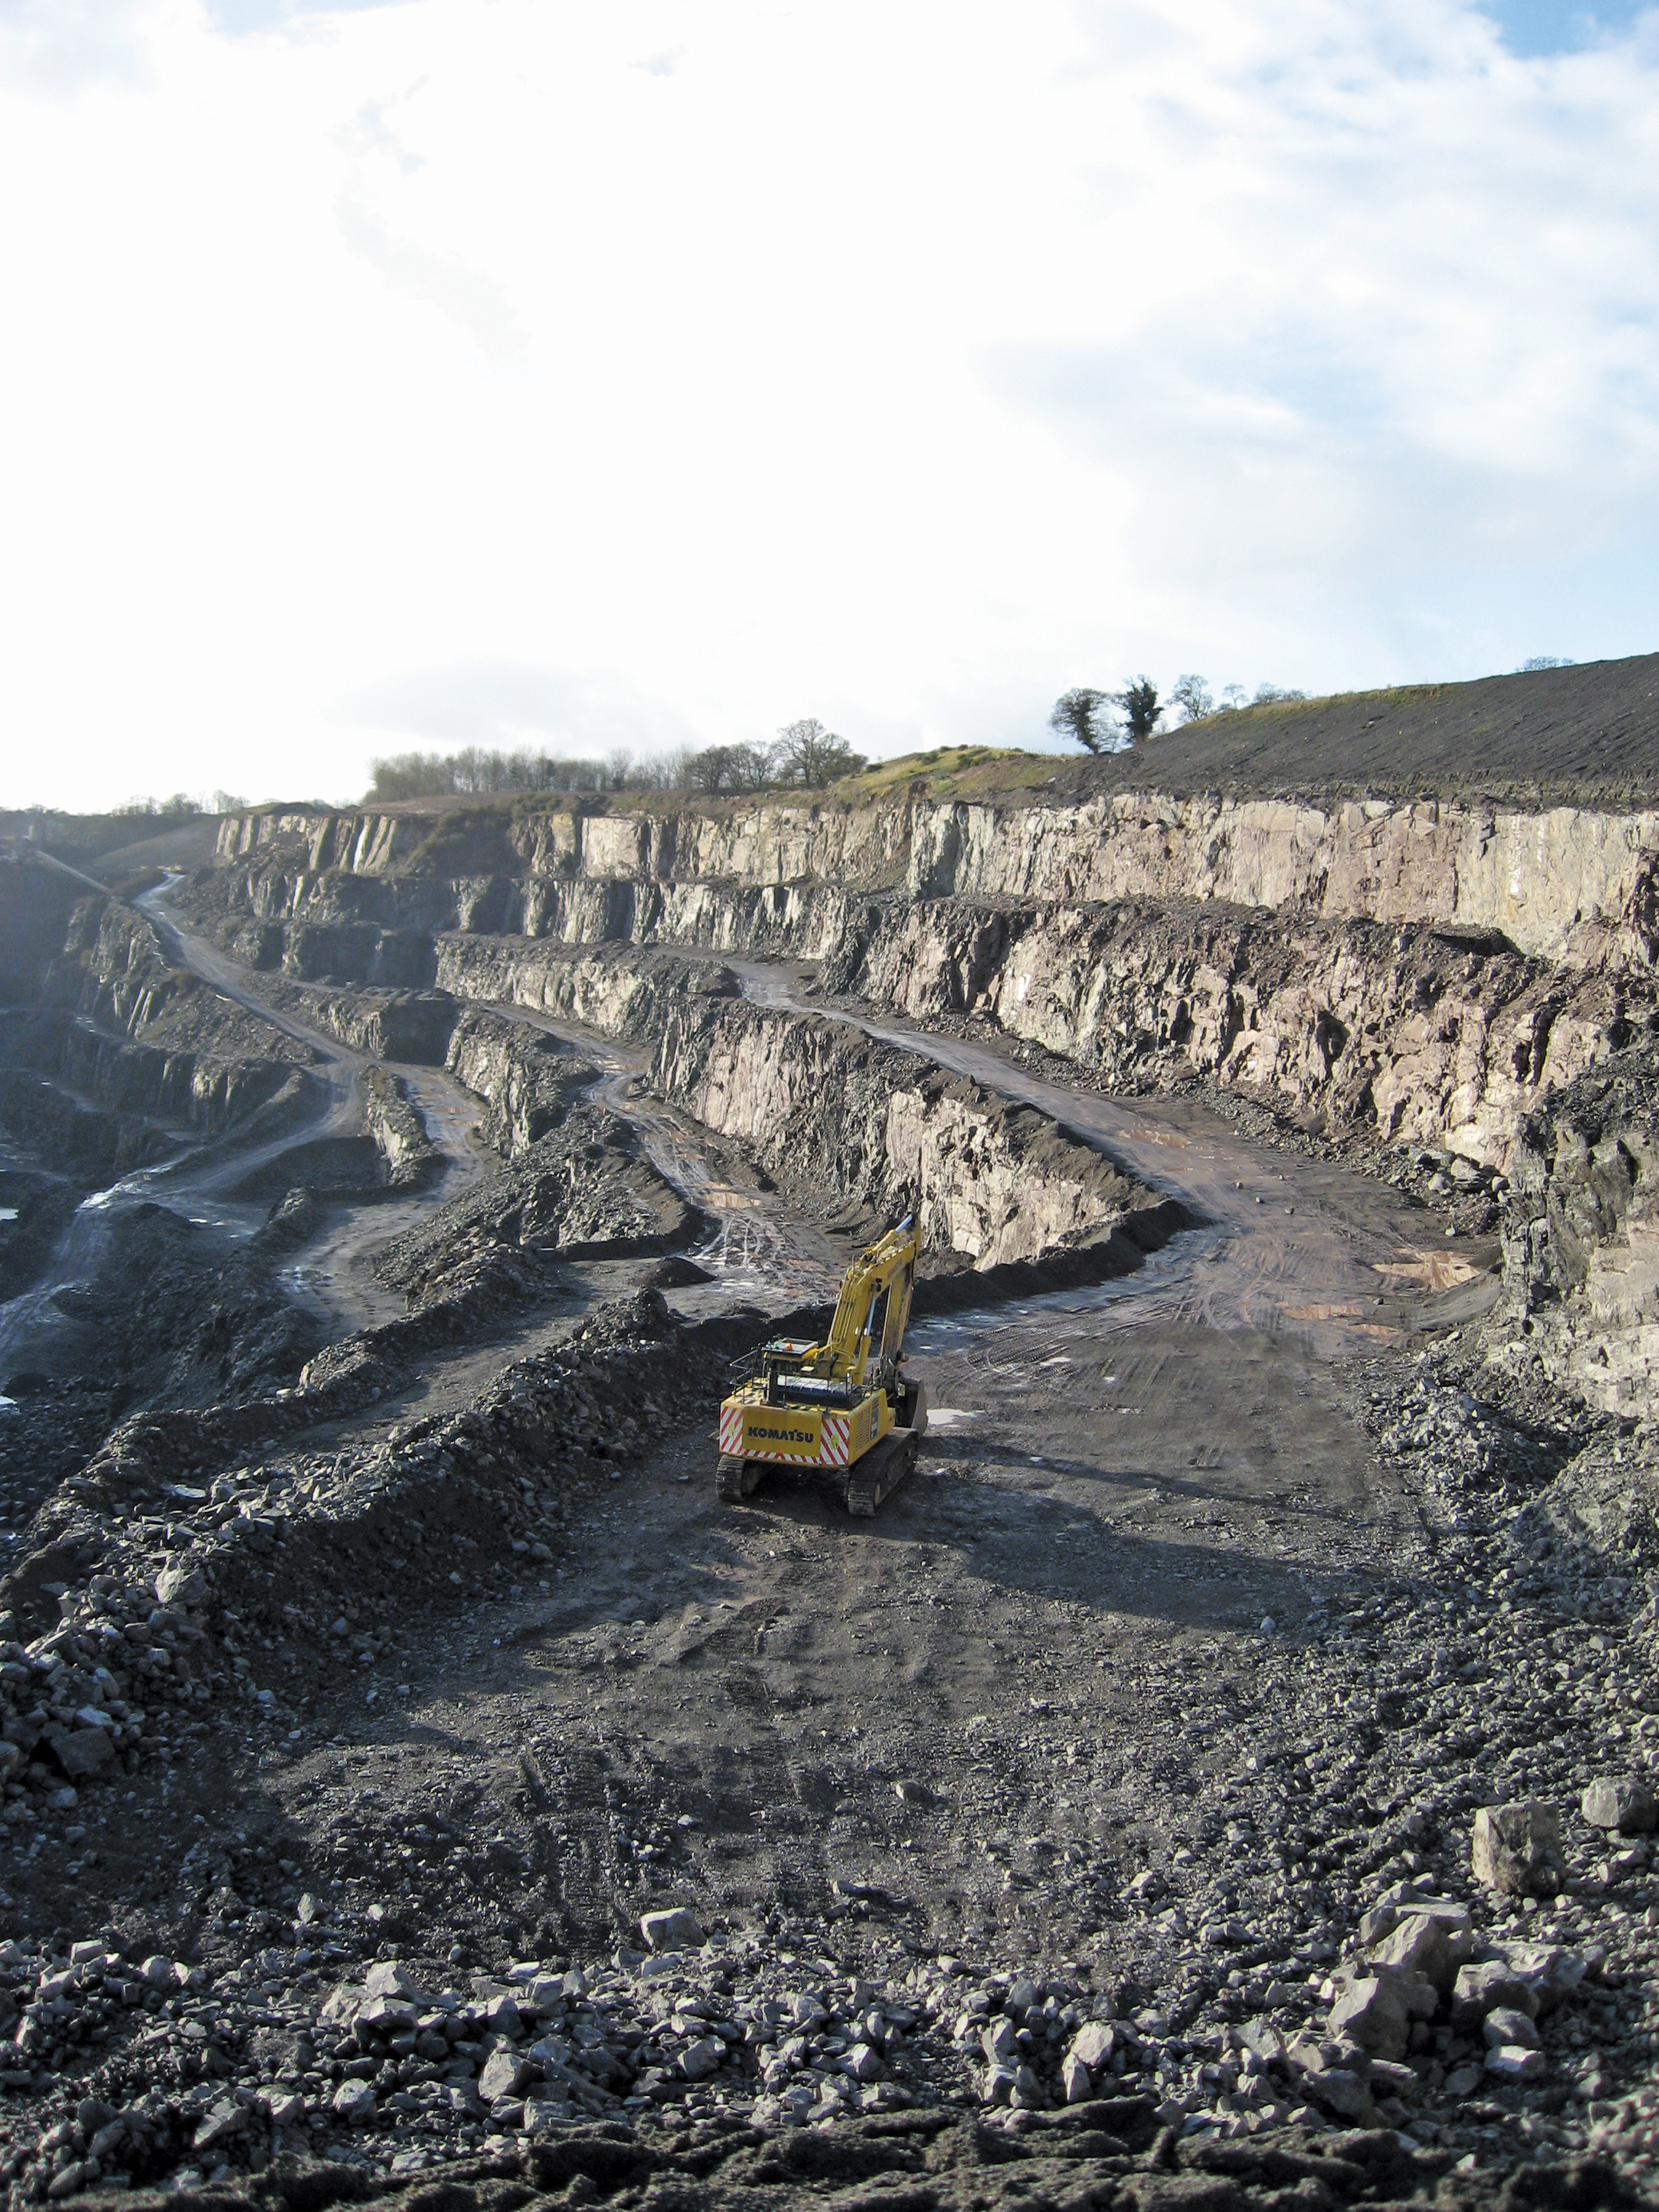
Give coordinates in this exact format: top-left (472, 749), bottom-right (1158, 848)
top-left (373, 1108), bottom-right (697, 1311)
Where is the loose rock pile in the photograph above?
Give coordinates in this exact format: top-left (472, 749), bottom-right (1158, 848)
top-left (0, 1296), bottom-right (696, 1851)
top-left (373, 1108), bottom-right (694, 1314)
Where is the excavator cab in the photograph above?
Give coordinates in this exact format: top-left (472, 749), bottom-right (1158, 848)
top-left (717, 1215), bottom-right (929, 1514)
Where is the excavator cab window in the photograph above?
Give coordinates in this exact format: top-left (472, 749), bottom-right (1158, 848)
top-left (861, 1284), bottom-right (891, 1378)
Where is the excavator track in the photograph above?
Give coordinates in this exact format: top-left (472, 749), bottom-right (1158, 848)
top-left (716, 1455), bottom-right (766, 1502)
top-left (842, 1427), bottom-right (920, 1517)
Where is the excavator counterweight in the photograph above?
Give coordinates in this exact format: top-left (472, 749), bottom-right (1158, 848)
top-left (716, 1214), bottom-right (928, 1515)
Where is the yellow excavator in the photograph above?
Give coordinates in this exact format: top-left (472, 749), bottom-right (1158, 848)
top-left (717, 1214), bottom-right (929, 1515)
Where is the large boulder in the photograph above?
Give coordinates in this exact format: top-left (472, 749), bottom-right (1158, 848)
top-left (1328, 1974), bottom-right (1411, 2062)
top-left (1582, 1776), bottom-right (1657, 1835)
top-left (478, 2048), bottom-right (529, 2103)
top-left (640, 1907), bottom-right (703, 1953)
top-left (44, 1726), bottom-right (113, 1780)
top-left (1471, 1802), bottom-right (1566, 1897)
top-left (1451, 1958), bottom-right (1540, 2030)
top-left (1369, 1912), bottom-right (1456, 1996)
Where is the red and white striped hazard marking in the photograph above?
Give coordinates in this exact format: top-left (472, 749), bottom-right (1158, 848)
top-left (718, 1405), bottom-right (853, 1466)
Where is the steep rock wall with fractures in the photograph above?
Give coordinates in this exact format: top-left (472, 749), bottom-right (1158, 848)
top-left (29, 900), bottom-right (322, 1138)
top-left (651, 998), bottom-right (1179, 1274)
top-left (432, 937), bottom-right (738, 1042)
top-left (194, 779), bottom-right (1659, 1177)
top-left (430, 917), bottom-right (1647, 1176)
top-left (442, 1009), bottom-right (594, 1159)
top-left (905, 796), bottom-right (1659, 963)
top-left (831, 898), bottom-right (1649, 1171)
top-left (360, 1069), bottom-right (441, 1188)
top-left (200, 865), bottom-right (846, 967)
top-left (1493, 1042), bottom-right (1659, 1420)
top-left (214, 791), bottom-right (1659, 962)
top-left (422, 937), bottom-right (1181, 1278)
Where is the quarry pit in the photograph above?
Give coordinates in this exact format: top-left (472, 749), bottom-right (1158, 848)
top-left (3, 663), bottom-right (1659, 2211)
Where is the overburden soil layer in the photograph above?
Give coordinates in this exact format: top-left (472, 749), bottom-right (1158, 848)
top-left (8, 691), bottom-right (1659, 2211)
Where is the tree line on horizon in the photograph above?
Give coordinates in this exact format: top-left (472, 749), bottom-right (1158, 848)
top-left (1049, 654), bottom-right (1577, 753)
top-left (364, 719), bottom-right (867, 804)
top-left (25, 655), bottom-right (1581, 820)
top-left (1048, 674), bottom-right (1312, 753)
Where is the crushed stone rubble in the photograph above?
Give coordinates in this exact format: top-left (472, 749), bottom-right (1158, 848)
top-left (0, 1293), bottom-right (693, 1798)
top-left (12, 889), bottom-right (1659, 2202)
top-left (0, 1842), bottom-right (1653, 2205)
top-left (3, 1317), bottom-right (1659, 2194)
top-left (4, 1336), bottom-right (1659, 2195)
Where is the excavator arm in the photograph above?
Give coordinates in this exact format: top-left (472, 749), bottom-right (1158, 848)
top-left (820, 1214), bottom-right (919, 1388)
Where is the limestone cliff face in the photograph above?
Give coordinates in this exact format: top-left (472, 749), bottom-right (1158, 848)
top-left (420, 938), bottom-right (1177, 1275)
top-left (216, 791), bottom-right (1659, 961)
top-left (442, 1010), bottom-right (590, 1159)
top-left (432, 938), bottom-right (737, 1042)
top-left (906, 796), bottom-right (1659, 963)
top-left (834, 898), bottom-right (1638, 1170)
top-left (42, 900), bottom-right (318, 1135)
top-left (200, 785), bottom-right (1659, 1175)
top-left (1493, 1043), bottom-right (1659, 1418)
top-left (650, 998), bottom-right (1176, 1274)
top-left (360, 1070), bottom-right (439, 1187)
top-left (204, 859), bottom-right (848, 964)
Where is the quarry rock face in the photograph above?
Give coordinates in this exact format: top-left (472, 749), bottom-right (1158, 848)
top-left (650, 997), bottom-right (1176, 1273)
top-left (216, 790), bottom-right (1659, 966)
top-left (832, 896), bottom-right (1631, 1170)
top-left (202, 778), bottom-right (1659, 1177)
top-left (1496, 1041), bottom-right (1659, 1418)
top-left (904, 794), bottom-right (1659, 963)
top-left (13, 688), bottom-right (1659, 2201)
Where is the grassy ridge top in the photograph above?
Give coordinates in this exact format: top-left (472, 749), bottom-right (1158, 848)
top-left (369, 651), bottom-right (1659, 816)
top-left (837, 652), bottom-right (1659, 811)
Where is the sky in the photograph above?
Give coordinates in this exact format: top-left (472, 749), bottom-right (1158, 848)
top-left (0, 0), bottom-right (1656, 810)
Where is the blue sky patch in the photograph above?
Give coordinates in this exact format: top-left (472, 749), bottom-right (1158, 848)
top-left (1484, 0), bottom-right (1656, 54)
top-left (207, 0), bottom-right (410, 32)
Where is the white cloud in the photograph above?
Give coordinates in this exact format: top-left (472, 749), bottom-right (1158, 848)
top-left (0, 0), bottom-right (150, 92)
top-left (350, 660), bottom-right (700, 758)
top-left (334, 188), bottom-right (525, 356)
top-left (0, 0), bottom-right (1656, 808)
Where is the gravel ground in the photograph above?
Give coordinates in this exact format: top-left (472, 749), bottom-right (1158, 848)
top-left (0, 1290), bottom-right (1656, 2203)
